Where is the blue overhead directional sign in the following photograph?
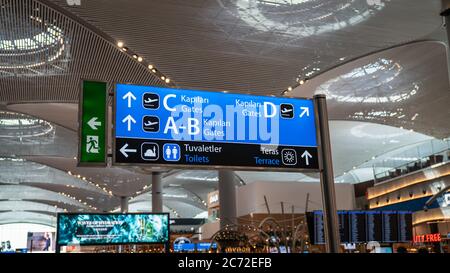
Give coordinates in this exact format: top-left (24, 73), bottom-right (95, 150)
top-left (114, 83), bottom-right (319, 171)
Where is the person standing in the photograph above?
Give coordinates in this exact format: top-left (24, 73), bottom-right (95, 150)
top-left (43, 233), bottom-right (51, 251)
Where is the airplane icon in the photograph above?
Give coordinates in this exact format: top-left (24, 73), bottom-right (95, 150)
top-left (144, 120), bottom-right (159, 127)
top-left (143, 93), bottom-right (159, 109)
top-left (144, 98), bottom-right (159, 104)
top-left (281, 108), bottom-right (293, 113)
top-left (280, 103), bottom-right (294, 119)
top-left (142, 116), bottom-right (160, 132)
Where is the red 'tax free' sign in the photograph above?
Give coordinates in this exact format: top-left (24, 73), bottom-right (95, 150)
top-left (413, 233), bottom-right (441, 243)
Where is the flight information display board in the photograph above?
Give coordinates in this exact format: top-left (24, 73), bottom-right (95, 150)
top-left (114, 83), bottom-right (319, 171)
top-left (382, 211), bottom-right (399, 243)
top-left (366, 211), bottom-right (382, 242)
top-left (349, 211), bottom-right (366, 243)
top-left (397, 211), bottom-right (413, 242)
top-left (311, 211), bottom-right (350, 244)
top-left (309, 210), bottom-right (412, 244)
top-left (338, 211), bottom-right (350, 243)
top-left (312, 211), bottom-right (326, 244)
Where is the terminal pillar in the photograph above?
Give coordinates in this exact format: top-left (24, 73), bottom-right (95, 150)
top-left (314, 94), bottom-right (341, 253)
top-left (120, 196), bottom-right (129, 213)
top-left (118, 197), bottom-right (128, 254)
top-left (218, 170), bottom-right (237, 229)
top-left (152, 172), bottom-right (163, 213)
top-left (442, 1), bottom-right (450, 43)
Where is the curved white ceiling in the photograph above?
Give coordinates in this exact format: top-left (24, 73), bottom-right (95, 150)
top-left (0, 201), bottom-right (63, 214)
top-left (0, 185), bottom-right (89, 209)
top-left (0, 211), bottom-right (56, 226)
top-left (292, 41), bottom-right (450, 139)
top-left (44, 0), bottom-right (443, 94)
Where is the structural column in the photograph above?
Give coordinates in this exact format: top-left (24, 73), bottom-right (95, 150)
top-left (314, 94), bottom-right (341, 253)
top-left (120, 196), bottom-right (129, 213)
top-left (442, 0), bottom-right (450, 35)
top-left (119, 196), bottom-right (128, 253)
top-left (218, 170), bottom-right (237, 229)
top-left (152, 172), bottom-right (163, 213)
top-left (442, 1), bottom-right (450, 83)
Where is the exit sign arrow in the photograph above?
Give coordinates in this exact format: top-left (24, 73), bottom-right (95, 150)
top-left (87, 117), bottom-right (101, 130)
top-left (79, 81), bottom-right (107, 165)
top-left (122, 91), bottom-right (136, 108)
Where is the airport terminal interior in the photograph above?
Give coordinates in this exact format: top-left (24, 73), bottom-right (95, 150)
top-left (0, 0), bottom-right (450, 254)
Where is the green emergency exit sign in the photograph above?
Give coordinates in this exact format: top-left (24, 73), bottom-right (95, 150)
top-left (78, 80), bottom-right (107, 165)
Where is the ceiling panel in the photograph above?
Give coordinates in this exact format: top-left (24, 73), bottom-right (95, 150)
top-left (45, 0), bottom-right (442, 94)
top-left (293, 41), bottom-right (450, 138)
top-left (0, 0), bottom-right (167, 103)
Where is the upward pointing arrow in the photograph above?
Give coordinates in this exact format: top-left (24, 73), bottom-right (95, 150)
top-left (122, 91), bottom-right (136, 108)
top-left (122, 115), bottom-right (136, 131)
top-left (299, 107), bottom-right (310, 118)
top-left (301, 150), bottom-right (312, 166)
top-left (87, 117), bottom-right (101, 130)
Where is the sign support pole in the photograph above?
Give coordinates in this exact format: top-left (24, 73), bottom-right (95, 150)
top-left (314, 94), bottom-right (341, 253)
top-left (120, 196), bottom-right (129, 213)
top-left (218, 170), bottom-right (237, 229)
top-left (152, 172), bottom-right (163, 213)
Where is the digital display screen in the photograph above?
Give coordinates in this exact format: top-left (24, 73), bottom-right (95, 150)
top-left (313, 211), bottom-right (325, 244)
top-left (375, 247), bottom-right (393, 253)
top-left (397, 211), bottom-right (413, 242)
top-left (382, 211), bottom-right (398, 243)
top-left (57, 213), bottom-right (169, 246)
top-left (309, 210), bottom-right (412, 244)
top-left (174, 243), bottom-right (195, 252)
top-left (27, 232), bottom-right (56, 252)
top-left (349, 211), bottom-right (366, 243)
top-left (196, 242), bottom-right (217, 251)
top-left (338, 211), bottom-right (350, 243)
top-left (366, 211), bottom-right (382, 242)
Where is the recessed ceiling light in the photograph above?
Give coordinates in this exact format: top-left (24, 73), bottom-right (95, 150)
top-left (117, 41), bottom-right (124, 48)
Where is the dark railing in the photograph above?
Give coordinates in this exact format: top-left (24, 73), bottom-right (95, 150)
top-left (374, 149), bottom-right (449, 184)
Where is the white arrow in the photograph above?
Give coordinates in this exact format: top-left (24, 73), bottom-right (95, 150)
top-left (87, 117), bottom-right (101, 130)
top-left (122, 91), bottom-right (136, 108)
top-left (301, 150), bottom-right (312, 166)
top-left (299, 107), bottom-right (310, 117)
top-left (122, 114), bottom-right (136, 131)
top-left (120, 143), bottom-right (137, 158)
